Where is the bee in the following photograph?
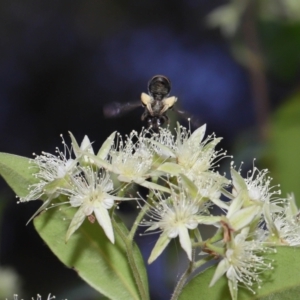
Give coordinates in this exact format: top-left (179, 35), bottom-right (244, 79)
top-left (103, 75), bottom-right (178, 131)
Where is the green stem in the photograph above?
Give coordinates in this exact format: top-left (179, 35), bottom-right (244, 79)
top-left (192, 241), bottom-right (205, 248)
top-left (205, 243), bottom-right (225, 256)
top-left (113, 217), bottom-right (150, 300)
top-left (129, 203), bottom-right (149, 241)
top-left (193, 256), bottom-right (213, 270)
top-left (170, 249), bottom-right (196, 300)
top-left (208, 229), bottom-right (223, 244)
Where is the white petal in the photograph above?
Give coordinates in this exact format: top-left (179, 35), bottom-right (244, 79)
top-left (66, 206), bottom-right (86, 242)
top-left (110, 195), bottom-right (137, 201)
top-left (80, 135), bottom-right (94, 153)
top-left (148, 233), bottom-right (171, 264)
top-left (210, 196), bottom-right (229, 210)
top-left (287, 193), bottom-right (298, 217)
top-left (178, 226), bottom-right (192, 260)
top-left (83, 205), bottom-right (94, 216)
top-left (180, 173), bottom-right (199, 199)
top-left (145, 224), bottom-right (159, 232)
top-left (189, 124), bottom-right (206, 145)
top-left (228, 277), bottom-right (238, 300)
top-left (157, 162), bottom-right (182, 176)
top-left (168, 228), bottom-right (179, 238)
top-left (186, 220), bottom-right (198, 230)
top-left (226, 191), bottom-right (245, 218)
top-left (102, 198), bottom-right (114, 209)
top-left (202, 137), bottom-right (222, 152)
top-left (209, 258), bottom-right (229, 287)
top-left (69, 131), bottom-right (81, 157)
top-left (87, 155), bottom-right (113, 171)
top-left (26, 199), bottom-right (51, 225)
top-left (231, 168), bottom-right (247, 192)
top-left (94, 204), bottom-right (114, 244)
top-left (70, 196), bottom-right (83, 207)
top-left (230, 205), bottom-right (260, 231)
top-left (97, 131), bottom-right (116, 159)
top-left (117, 174), bottom-right (132, 183)
top-left (196, 216), bottom-right (222, 225)
top-left (270, 202), bottom-right (284, 213)
top-left (65, 158), bottom-right (76, 171)
top-left (150, 140), bottom-right (176, 158)
top-left (263, 204), bottom-right (278, 234)
top-left (140, 181), bottom-right (171, 193)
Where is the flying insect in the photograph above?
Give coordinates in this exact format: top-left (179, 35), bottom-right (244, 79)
top-left (103, 75), bottom-right (177, 131)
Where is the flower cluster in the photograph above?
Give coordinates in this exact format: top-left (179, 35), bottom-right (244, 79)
top-left (19, 123), bottom-right (300, 300)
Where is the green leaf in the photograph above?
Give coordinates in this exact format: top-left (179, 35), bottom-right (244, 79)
top-left (34, 206), bottom-right (149, 300)
top-left (112, 215), bottom-right (149, 300)
top-left (260, 22), bottom-right (300, 81)
top-left (179, 246), bottom-right (300, 300)
top-left (268, 93), bottom-right (300, 206)
top-left (0, 152), bottom-right (38, 197)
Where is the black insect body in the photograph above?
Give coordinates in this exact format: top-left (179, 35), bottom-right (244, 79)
top-left (103, 75), bottom-right (177, 131)
top-left (140, 75), bottom-right (177, 130)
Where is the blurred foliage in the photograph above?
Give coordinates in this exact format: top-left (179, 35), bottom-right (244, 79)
top-left (0, 267), bottom-right (22, 299)
top-left (207, 0), bottom-right (300, 38)
top-left (208, 0), bottom-right (300, 207)
top-left (259, 0), bottom-right (300, 22)
top-left (266, 93), bottom-right (300, 205)
top-left (206, 0), bottom-right (249, 37)
top-left (207, 0), bottom-right (300, 81)
top-left (260, 21), bottom-right (300, 81)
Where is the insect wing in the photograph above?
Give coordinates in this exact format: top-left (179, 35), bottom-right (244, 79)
top-left (103, 100), bottom-right (141, 118)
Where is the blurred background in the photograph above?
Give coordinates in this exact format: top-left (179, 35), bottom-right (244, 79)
top-left (0, 0), bottom-right (300, 299)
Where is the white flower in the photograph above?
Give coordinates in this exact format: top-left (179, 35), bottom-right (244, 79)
top-left (141, 180), bottom-right (220, 263)
top-left (19, 140), bottom-right (77, 203)
top-left (18, 135), bottom-right (81, 224)
top-left (65, 167), bottom-right (134, 243)
top-left (285, 193), bottom-right (300, 220)
top-left (225, 191), bottom-right (261, 232)
top-left (154, 123), bottom-right (228, 184)
top-left (271, 212), bottom-right (300, 246)
top-left (105, 129), bottom-right (170, 193)
top-left (264, 194), bottom-right (300, 246)
top-left (210, 228), bottom-right (275, 300)
top-left (109, 130), bottom-right (154, 184)
top-left (231, 167), bottom-right (283, 226)
top-left (70, 133), bottom-right (95, 164)
top-left (69, 131), bottom-right (116, 165)
top-left (192, 173), bottom-right (230, 210)
top-left (232, 167), bottom-right (282, 206)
